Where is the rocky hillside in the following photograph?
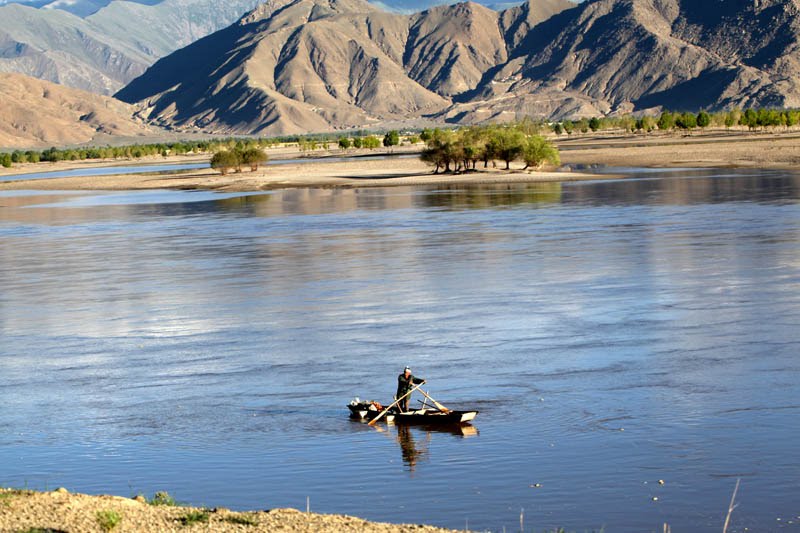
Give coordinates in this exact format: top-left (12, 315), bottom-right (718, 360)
top-left (0, 0), bottom-right (261, 94)
top-left (115, 0), bottom-right (572, 135)
top-left (445, 0), bottom-right (800, 122)
top-left (0, 72), bottom-right (159, 148)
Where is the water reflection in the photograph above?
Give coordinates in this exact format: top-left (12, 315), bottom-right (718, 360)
top-left (1, 168), bottom-right (799, 532)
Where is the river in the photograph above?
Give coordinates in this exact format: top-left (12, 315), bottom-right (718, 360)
top-left (1, 168), bottom-right (798, 532)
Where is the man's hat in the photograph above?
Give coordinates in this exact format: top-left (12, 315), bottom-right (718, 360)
top-left (404, 366), bottom-right (411, 372)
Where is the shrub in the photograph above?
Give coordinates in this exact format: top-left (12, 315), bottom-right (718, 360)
top-left (210, 150), bottom-right (240, 175)
top-left (96, 510), bottom-right (122, 531)
top-left (148, 491), bottom-right (176, 506)
top-left (178, 510), bottom-right (210, 526)
top-left (522, 135), bottom-right (560, 169)
top-left (239, 148), bottom-right (268, 171)
top-left (382, 130), bottom-right (399, 148)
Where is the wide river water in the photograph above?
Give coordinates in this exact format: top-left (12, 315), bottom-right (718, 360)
top-left (1, 168), bottom-right (799, 532)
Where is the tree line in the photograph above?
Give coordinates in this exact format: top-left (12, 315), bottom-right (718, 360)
top-left (419, 124), bottom-right (560, 173)
top-left (550, 107), bottom-right (800, 135)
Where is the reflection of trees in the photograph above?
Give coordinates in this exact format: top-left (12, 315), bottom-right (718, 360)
top-left (421, 183), bottom-right (563, 209)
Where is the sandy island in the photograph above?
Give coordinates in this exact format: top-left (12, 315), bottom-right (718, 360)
top-left (1, 131), bottom-right (799, 192)
top-left (0, 487), bottom-right (458, 532)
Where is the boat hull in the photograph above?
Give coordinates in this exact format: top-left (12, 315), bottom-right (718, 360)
top-left (348, 402), bottom-right (477, 425)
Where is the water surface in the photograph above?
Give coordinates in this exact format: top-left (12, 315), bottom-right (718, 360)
top-left (1, 168), bottom-right (799, 532)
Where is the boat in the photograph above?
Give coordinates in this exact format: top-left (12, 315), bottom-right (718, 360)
top-left (347, 399), bottom-right (478, 425)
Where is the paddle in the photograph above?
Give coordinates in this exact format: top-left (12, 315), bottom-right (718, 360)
top-left (418, 388), bottom-right (451, 414)
top-left (368, 381), bottom-right (425, 426)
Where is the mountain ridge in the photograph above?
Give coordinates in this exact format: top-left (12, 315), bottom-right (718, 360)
top-left (116, 0), bottom-right (574, 134)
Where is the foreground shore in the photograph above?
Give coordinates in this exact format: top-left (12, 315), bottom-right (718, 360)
top-left (1, 131), bottom-right (799, 192)
top-left (0, 488), bottom-right (457, 532)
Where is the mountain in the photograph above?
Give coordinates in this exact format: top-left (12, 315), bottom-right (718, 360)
top-left (0, 72), bottom-right (158, 148)
top-left (0, 0), bottom-right (575, 17)
top-left (446, 0), bottom-right (800, 121)
top-left (0, 0), bottom-right (262, 94)
top-left (116, 0), bottom-right (573, 135)
top-left (0, 4), bottom-right (151, 95)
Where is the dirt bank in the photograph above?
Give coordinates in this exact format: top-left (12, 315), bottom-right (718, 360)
top-left (0, 488), bottom-right (457, 532)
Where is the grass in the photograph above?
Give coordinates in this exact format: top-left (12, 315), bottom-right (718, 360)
top-left (96, 510), bottom-right (122, 531)
top-left (178, 509), bottom-right (211, 526)
top-left (224, 513), bottom-right (259, 526)
top-left (147, 491), bottom-right (177, 506)
top-left (1, 488), bottom-right (35, 507)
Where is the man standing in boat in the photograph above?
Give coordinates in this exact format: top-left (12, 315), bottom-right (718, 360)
top-left (396, 366), bottom-right (425, 413)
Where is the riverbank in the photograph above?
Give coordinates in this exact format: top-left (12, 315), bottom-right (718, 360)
top-left (0, 488), bottom-right (457, 532)
top-left (0, 156), bottom-right (600, 192)
top-left (2, 131), bottom-right (799, 191)
top-left (557, 130), bottom-right (800, 169)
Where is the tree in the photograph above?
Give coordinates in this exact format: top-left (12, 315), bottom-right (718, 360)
top-left (637, 115), bottom-right (656, 133)
top-left (521, 136), bottom-right (560, 170)
top-left (362, 136), bottom-right (381, 149)
top-left (589, 117), bottom-right (601, 132)
top-left (562, 120), bottom-right (574, 135)
top-left (0, 153), bottom-right (11, 168)
top-left (675, 112), bottom-right (697, 131)
top-left (657, 111), bottom-right (675, 131)
top-left (352, 137), bottom-right (363, 149)
top-left (338, 137), bottom-right (351, 150)
top-left (741, 108), bottom-right (758, 130)
top-left (210, 150), bottom-right (240, 175)
top-left (487, 126), bottom-right (525, 170)
top-left (553, 123), bottom-right (563, 135)
top-left (383, 130), bottom-right (400, 149)
top-left (696, 111), bottom-right (711, 130)
top-left (240, 148), bottom-right (268, 171)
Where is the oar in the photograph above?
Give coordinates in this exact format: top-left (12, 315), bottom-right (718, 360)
top-left (368, 382), bottom-right (425, 426)
top-left (418, 388), bottom-right (450, 414)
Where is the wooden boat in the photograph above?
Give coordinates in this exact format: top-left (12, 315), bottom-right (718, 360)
top-left (347, 400), bottom-right (478, 425)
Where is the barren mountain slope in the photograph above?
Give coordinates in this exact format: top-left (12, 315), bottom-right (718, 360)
top-left (115, 0), bottom-right (574, 134)
top-left (0, 4), bottom-right (151, 94)
top-left (0, 0), bottom-right (264, 94)
top-left (0, 73), bottom-right (156, 149)
top-left (116, 0), bottom-right (450, 134)
top-left (446, 0), bottom-right (800, 122)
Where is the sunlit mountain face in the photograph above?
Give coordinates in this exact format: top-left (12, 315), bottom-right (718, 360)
top-left (0, 0), bottom-right (576, 17)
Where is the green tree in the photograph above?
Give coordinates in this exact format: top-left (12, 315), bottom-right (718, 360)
top-left (741, 108), bottom-right (758, 130)
top-left (636, 115), bottom-right (656, 133)
top-left (553, 123), bottom-right (563, 135)
top-left (588, 117), bottom-right (601, 132)
top-left (657, 111), bottom-right (675, 131)
top-left (696, 111), bottom-right (711, 129)
top-left (338, 137), bottom-right (351, 150)
top-left (383, 130), bottom-right (400, 149)
top-left (0, 153), bottom-right (11, 168)
top-left (487, 126), bottom-right (525, 170)
top-left (521, 136), bottom-right (560, 170)
top-left (562, 120), bottom-right (574, 135)
top-left (675, 112), bottom-right (697, 130)
top-left (352, 137), bottom-right (363, 149)
top-left (210, 150), bottom-right (240, 175)
top-left (240, 148), bottom-right (268, 171)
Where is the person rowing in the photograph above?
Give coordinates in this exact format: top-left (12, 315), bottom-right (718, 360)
top-left (396, 366), bottom-right (425, 413)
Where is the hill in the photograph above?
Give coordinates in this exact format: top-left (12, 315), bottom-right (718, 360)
top-left (0, 72), bottom-right (158, 148)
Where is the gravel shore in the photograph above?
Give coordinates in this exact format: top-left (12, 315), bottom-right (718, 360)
top-left (0, 488), bottom-right (458, 532)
